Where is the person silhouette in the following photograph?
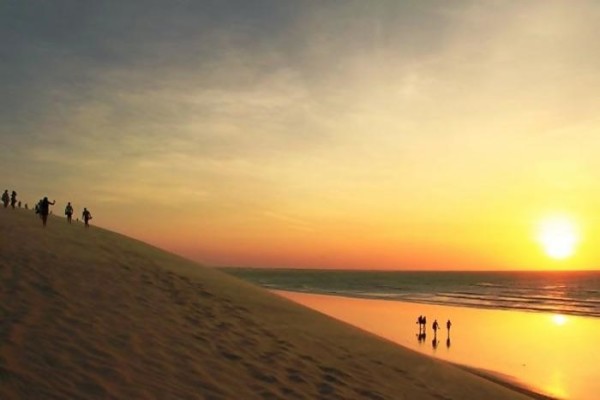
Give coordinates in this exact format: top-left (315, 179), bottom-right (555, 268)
top-left (65, 202), bottom-right (74, 224)
top-left (446, 319), bottom-right (452, 347)
top-left (39, 197), bottom-right (55, 227)
top-left (10, 191), bottom-right (17, 209)
top-left (2, 190), bottom-right (9, 208)
top-left (432, 319), bottom-right (439, 337)
top-left (82, 208), bottom-right (93, 227)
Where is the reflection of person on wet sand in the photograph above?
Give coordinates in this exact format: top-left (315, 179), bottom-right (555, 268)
top-left (416, 315), bottom-right (426, 334)
top-left (431, 320), bottom-right (441, 349)
top-left (416, 315), bottom-right (429, 344)
top-left (446, 337), bottom-right (451, 348)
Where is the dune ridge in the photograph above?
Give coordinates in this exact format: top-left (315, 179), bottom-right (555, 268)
top-left (1, 209), bottom-right (538, 399)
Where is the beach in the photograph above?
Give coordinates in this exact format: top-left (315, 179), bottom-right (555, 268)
top-left (276, 291), bottom-right (600, 400)
top-left (2, 208), bottom-right (547, 399)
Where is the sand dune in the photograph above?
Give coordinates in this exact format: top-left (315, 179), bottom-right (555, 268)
top-left (1, 209), bottom-right (537, 399)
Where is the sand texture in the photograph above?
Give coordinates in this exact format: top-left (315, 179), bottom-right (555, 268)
top-left (1, 209), bottom-right (537, 399)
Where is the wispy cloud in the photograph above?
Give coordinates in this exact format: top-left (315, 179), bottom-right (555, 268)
top-left (2, 0), bottom-right (599, 268)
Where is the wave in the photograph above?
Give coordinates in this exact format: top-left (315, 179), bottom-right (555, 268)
top-left (224, 269), bottom-right (600, 319)
top-left (264, 286), bottom-right (600, 318)
top-left (311, 289), bottom-right (600, 318)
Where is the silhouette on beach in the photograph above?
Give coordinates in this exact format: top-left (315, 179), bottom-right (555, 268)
top-left (417, 315), bottom-right (429, 334)
top-left (82, 208), bottom-right (92, 227)
top-left (416, 315), bottom-right (451, 350)
top-left (2, 190), bottom-right (8, 208)
top-left (416, 315), bottom-right (428, 344)
top-left (432, 319), bottom-right (439, 337)
top-left (65, 202), bottom-right (74, 224)
top-left (39, 197), bottom-right (55, 227)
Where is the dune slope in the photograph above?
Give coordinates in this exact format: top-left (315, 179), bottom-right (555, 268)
top-left (0, 209), bottom-right (535, 399)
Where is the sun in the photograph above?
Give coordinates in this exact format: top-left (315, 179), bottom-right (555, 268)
top-left (537, 216), bottom-right (579, 260)
top-left (551, 314), bottom-right (567, 326)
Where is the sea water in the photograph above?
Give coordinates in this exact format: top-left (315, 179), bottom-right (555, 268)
top-left (223, 269), bottom-right (600, 318)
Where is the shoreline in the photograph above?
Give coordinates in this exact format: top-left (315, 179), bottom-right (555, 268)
top-left (279, 290), bottom-right (600, 319)
top-left (220, 268), bottom-right (600, 320)
top-left (454, 366), bottom-right (556, 400)
top-left (275, 289), bottom-right (599, 400)
top-left (273, 290), bottom-right (555, 399)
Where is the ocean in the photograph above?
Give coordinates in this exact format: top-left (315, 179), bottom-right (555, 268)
top-left (222, 269), bottom-right (600, 318)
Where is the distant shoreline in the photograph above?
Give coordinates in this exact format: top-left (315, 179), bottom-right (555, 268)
top-left (271, 287), bottom-right (600, 320)
top-left (221, 267), bottom-right (600, 319)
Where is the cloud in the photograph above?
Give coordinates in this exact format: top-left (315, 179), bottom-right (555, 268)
top-left (2, 0), bottom-right (600, 268)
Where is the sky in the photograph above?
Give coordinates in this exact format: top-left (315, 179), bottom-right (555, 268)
top-left (2, 0), bottom-right (600, 270)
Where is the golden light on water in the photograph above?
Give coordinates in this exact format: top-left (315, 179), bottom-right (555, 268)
top-left (537, 216), bottom-right (579, 260)
top-left (279, 291), bottom-right (600, 400)
top-left (544, 371), bottom-right (568, 400)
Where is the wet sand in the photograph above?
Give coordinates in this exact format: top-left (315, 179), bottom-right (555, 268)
top-left (276, 291), bottom-right (600, 400)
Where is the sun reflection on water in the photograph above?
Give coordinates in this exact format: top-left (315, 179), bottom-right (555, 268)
top-left (544, 370), bottom-right (568, 399)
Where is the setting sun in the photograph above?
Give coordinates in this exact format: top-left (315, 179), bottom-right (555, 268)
top-left (552, 314), bottom-right (568, 326)
top-left (537, 216), bottom-right (579, 260)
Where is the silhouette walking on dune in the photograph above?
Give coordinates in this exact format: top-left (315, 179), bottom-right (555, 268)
top-left (10, 191), bottom-right (17, 209)
top-left (82, 208), bottom-right (93, 227)
top-left (1, 190), bottom-right (8, 208)
top-left (65, 202), bottom-right (74, 224)
top-left (39, 197), bottom-right (55, 227)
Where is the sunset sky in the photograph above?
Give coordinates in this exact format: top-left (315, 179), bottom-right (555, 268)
top-left (2, 1), bottom-right (599, 270)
